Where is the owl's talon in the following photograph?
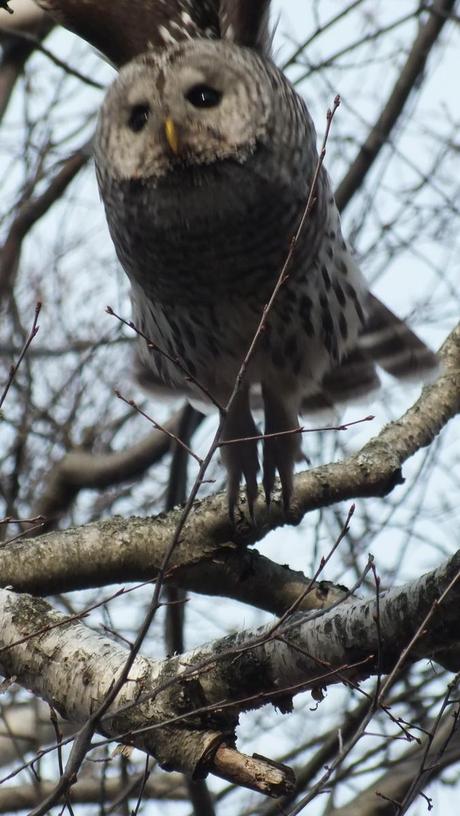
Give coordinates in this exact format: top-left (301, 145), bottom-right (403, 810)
top-left (226, 465), bottom-right (258, 522)
top-left (221, 388), bottom-right (259, 521)
top-left (263, 438), bottom-right (295, 511)
top-left (262, 452), bottom-right (276, 507)
top-left (262, 385), bottom-right (301, 512)
top-left (227, 488), bottom-right (237, 524)
top-left (246, 477), bottom-right (258, 521)
top-left (281, 476), bottom-right (293, 515)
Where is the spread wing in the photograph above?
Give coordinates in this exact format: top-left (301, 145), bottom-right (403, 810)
top-left (34, 0), bottom-right (273, 65)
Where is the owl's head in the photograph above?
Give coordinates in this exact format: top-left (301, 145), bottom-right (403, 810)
top-left (95, 39), bottom-right (273, 182)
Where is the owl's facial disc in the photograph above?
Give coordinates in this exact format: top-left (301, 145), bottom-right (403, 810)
top-left (97, 40), bottom-right (272, 181)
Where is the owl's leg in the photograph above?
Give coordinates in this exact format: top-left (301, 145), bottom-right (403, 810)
top-left (221, 387), bottom-right (259, 520)
top-left (262, 384), bottom-right (301, 510)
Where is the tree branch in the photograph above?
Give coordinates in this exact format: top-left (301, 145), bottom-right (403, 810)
top-left (0, 772), bottom-right (188, 813)
top-left (0, 147), bottom-right (90, 301)
top-left (327, 701), bottom-right (460, 815)
top-left (335, 0), bottom-right (458, 211)
top-left (0, 6), bottom-right (52, 123)
top-left (1, 549), bottom-right (460, 789)
top-left (33, 405), bottom-right (200, 533)
top-left (0, 322), bottom-right (457, 607)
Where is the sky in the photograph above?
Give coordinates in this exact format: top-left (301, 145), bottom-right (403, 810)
top-left (1, 3), bottom-right (459, 813)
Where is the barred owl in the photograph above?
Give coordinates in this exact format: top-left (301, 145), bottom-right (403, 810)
top-left (88, 0), bottom-right (437, 516)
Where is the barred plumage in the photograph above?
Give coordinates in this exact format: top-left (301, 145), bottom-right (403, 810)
top-left (94, 1), bottom-right (437, 515)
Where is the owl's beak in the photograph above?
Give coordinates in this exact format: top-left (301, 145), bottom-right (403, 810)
top-left (164, 117), bottom-right (180, 155)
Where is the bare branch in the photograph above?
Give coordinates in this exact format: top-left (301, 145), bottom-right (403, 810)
top-left (335, 0), bottom-right (457, 211)
top-left (32, 405), bottom-right (198, 533)
top-left (0, 300), bottom-right (40, 409)
top-left (327, 696), bottom-right (460, 816)
top-left (0, 147), bottom-right (89, 301)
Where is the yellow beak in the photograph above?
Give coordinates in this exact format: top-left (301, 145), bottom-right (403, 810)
top-left (164, 117), bottom-right (180, 155)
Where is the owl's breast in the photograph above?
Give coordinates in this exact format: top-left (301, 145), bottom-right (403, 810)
top-left (102, 156), bottom-right (325, 304)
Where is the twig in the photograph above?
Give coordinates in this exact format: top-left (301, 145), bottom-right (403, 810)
top-left (0, 515), bottom-right (45, 525)
top-left (265, 504), bottom-right (356, 636)
top-left (0, 301), bottom-right (40, 409)
top-left (0, 150), bottom-right (89, 300)
top-left (0, 25), bottom-right (105, 88)
top-left (115, 391), bottom-right (203, 465)
top-left (285, 564), bottom-right (460, 815)
top-left (106, 307), bottom-right (224, 411)
top-left (218, 415), bottom-right (374, 446)
top-left (226, 95), bottom-right (341, 408)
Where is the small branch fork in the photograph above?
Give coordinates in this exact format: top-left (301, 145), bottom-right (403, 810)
top-left (30, 98), bottom-right (342, 812)
top-left (0, 301), bottom-right (41, 410)
top-left (115, 390), bottom-right (203, 465)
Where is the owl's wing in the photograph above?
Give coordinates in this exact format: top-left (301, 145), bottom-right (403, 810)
top-left (34, 0), bottom-right (221, 65)
top-left (219, 0), bottom-right (273, 54)
top-left (34, 0), bottom-right (272, 65)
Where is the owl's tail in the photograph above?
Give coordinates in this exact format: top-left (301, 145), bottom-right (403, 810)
top-left (301, 293), bottom-right (438, 414)
top-left (358, 293), bottom-right (438, 378)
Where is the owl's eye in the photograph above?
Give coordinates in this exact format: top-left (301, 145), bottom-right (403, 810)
top-left (185, 84), bottom-right (222, 109)
top-left (128, 104), bottom-right (150, 132)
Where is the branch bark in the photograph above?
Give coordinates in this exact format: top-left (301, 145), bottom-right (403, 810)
top-left (0, 322), bottom-right (457, 609)
top-left (1, 549), bottom-right (460, 789)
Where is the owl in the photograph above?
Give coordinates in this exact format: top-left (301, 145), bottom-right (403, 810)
top-left (89, 0), bottom-right (437, 516)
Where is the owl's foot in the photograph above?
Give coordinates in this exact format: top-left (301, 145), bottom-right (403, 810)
top-left (221, 389), bottom-right (259, 521)
top-left (262, 385), bottom-right (301, 511)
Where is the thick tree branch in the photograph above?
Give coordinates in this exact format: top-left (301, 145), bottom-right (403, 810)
top-left (0, 322), bottom-right (457, 608)
top-left (0, 588), bottom-right (297, 793)
top-left (0, 550), bottom-right (459, 789)
top-left (0, 516), bottom-right (349, 614)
